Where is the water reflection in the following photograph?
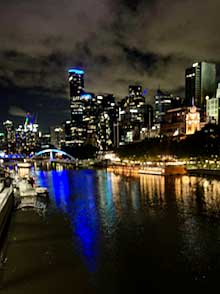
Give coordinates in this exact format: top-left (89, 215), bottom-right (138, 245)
top-left (37, 169), bottom-right (100, 273)
top-left (35, 169), bottom-right (220, 283)
top-left (70, 170), bottom-right (100, 273)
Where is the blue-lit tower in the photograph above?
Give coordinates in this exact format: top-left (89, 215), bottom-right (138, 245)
top-left (68, 68), bottom-right (86, 146)
top-left (69, 68), bottom-right (85, 98)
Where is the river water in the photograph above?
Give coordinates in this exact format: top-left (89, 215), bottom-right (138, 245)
top-left (1, 169), bottom-right (220, 293)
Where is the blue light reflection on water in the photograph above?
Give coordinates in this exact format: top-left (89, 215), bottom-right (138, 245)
top-left (36, 169), bottom-right (100, 273)
top-left (71, 170), bottom-right (100, 272)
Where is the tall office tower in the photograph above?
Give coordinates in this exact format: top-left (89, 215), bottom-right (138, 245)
top-left (3, 120), bottom-right (15, 153)
top-left (68, 68), bottom-right (85, 145)
top-left (15, 113), bottom-right (39, 154)
top-left (96, 94), bottom-right (117, 151)
top-left (185, 62), bottom-right (216, 108)
top-left (119, 85), bottom-right (145, 144)
top-left (69, 68), bottom-right (84, 98)
top-left (154, 89), bottom-right (173, 126)
top-left (80, 92), bottom-right (97, 146)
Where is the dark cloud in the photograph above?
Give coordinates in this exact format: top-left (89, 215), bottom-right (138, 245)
top-left (0, 0), bottom-right (219, 129)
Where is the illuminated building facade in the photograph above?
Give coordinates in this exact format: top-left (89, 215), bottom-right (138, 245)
top-left (15, 113), bottom-right (39, 154)
top-left (69, 68), bottom-right (85, 145)
top-left (119, 85), bottom-right (145, 144)
top-left (81, 93), bottom-right (97, 146)
top-left (185, 106), bottom-right (200, 135)
top-left (206, 97), bottom-right (220, 125)
top-left (96, 94), bottom-right (118, 151)
top-left (160, 106), bottom-right (201, 137)
top-left (206, 83), bottom-right (220, 124)
top-left (68, 68), bottom-right (98, 146)
top-left (185, 62), bottom-right (216, 109)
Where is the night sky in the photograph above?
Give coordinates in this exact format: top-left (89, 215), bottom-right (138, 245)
top-left (0, 0), bottom-right (219, 130)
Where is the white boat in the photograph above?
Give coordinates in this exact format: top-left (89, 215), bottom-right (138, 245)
top-left (139, 165), bottom-right (187, 175)
top-left (18, 179), bottom-right (37, 197)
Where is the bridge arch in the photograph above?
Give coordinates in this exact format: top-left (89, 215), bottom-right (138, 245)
top-left (32, 149), bottom-right (75, 161)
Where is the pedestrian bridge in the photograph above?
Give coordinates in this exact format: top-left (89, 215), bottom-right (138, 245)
top-left (32, 149), bottom-right (75, 161)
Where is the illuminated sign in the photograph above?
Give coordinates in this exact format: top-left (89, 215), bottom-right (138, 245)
top-left (80, 94), bottom-right (92, 99)
top-left (68, 68), bottom-right (85, 75)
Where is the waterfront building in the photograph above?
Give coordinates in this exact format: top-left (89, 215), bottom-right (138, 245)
top-left (185, 106), bottom-right (201, 135)
top-left (119, 85), bottom-right (145, 144)
top-left (160, 106), bottom-right (200, 137)
top-left (185, 61), bottom-right (216, 109)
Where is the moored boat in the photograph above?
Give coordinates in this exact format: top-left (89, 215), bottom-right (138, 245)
top-left (139, 165), bottom-right (187, 175)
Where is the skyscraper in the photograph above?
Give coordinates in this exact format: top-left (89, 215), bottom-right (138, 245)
top-left (69, 68), bottom-right (84, 98)
top-left (119, 85), bottom-right (145, 144)
top-left (154, 89), bottom-right (173, 126)
top-left (185, 62), bottom-right (216, 109)
top-left (68, 68), bottom-right (85, 145)
top-left (96, 94), bottom-right (118, 151)
top-left (15, 113), bottom-right (39, 154)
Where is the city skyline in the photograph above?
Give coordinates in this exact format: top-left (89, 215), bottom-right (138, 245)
top-left (0, 62), bottom-right (219, 131)
top-left (0, 0), bottom-right (220, 129)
